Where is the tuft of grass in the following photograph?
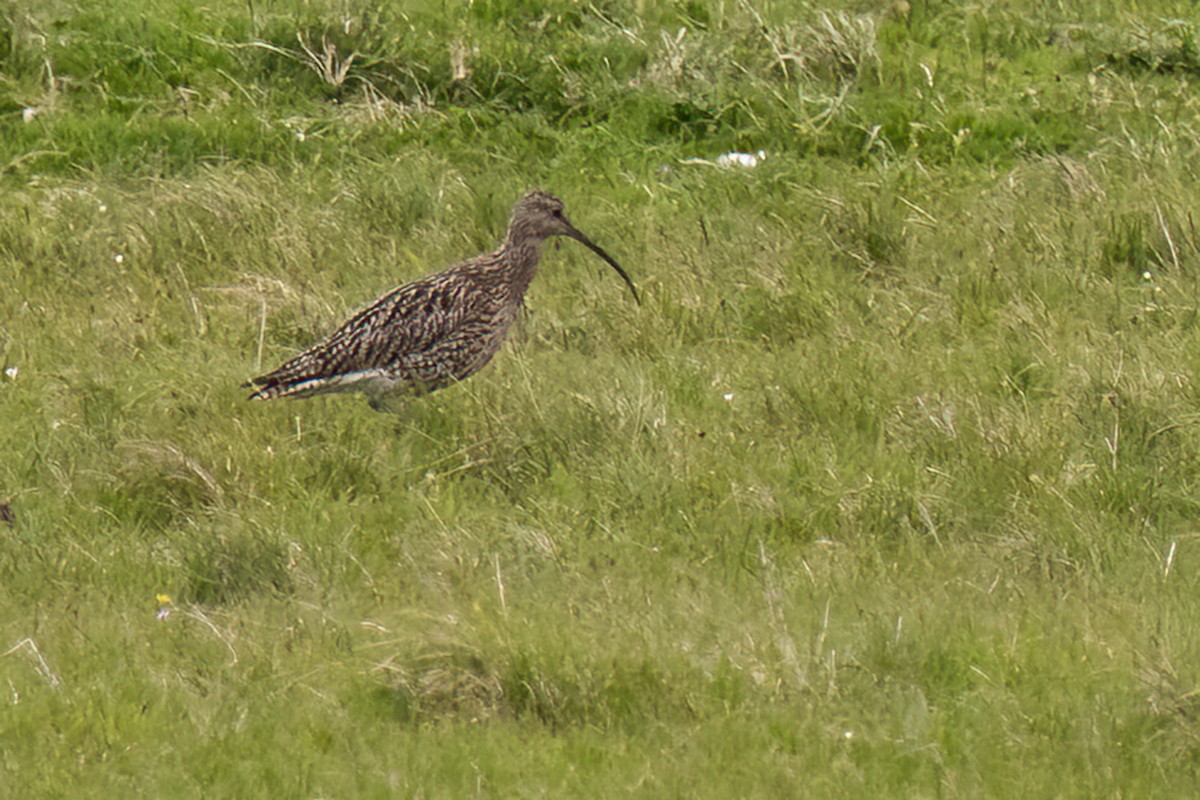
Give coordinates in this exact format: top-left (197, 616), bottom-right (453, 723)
top-left (180, 525), bottom-right (295, 605)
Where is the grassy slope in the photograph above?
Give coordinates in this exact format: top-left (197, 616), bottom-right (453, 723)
top-left (4, 0), bottom-right (1200, 796)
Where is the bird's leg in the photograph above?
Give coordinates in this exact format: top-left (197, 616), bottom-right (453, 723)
top-left (367, 392), bottom-right (407, 414)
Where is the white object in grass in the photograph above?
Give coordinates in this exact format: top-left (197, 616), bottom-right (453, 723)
top-left (716, 150), bottom-right (767, 168)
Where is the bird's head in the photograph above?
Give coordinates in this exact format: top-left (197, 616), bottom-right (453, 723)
top-left (510, 191), bottom-right (576, 239)
top-left (508, 191), bottom-right (641, 304)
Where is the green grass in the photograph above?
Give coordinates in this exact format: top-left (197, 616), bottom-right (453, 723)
top-left (5, 0), bottom-right (1200, 796)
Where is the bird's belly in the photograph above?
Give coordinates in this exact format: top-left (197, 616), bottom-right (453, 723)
top-left (397, 309), bottom-right (516, 392)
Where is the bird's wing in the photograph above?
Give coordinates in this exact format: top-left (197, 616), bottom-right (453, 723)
top-left (246, 267), bottom-right (494, 396)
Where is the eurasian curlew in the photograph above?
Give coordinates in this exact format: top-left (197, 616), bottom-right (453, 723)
top-left (244, 191), bottom-right (639, 408)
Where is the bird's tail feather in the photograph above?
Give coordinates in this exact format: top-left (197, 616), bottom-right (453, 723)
top-left (244, 369), bottom-right (396, 401)
top-left (245, 377), bottom-right (324, 401)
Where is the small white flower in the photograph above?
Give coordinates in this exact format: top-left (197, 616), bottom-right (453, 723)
top-left (295, 131), bottom-right (306, 142)
top-left (843, 730), bottom-right (854, 740)
top-left (3, 366), bottom-right (17, 380)
top-left (21, 106), bottom-right (39, 123)
top-left (1143, 271), bottom-right (1153, 280)
top-left (722, 392), bottom-right (734, 401)
top-left (114, 253), bottom-right (124, 264)
top-left (98, 204), bottom-right (107, 213)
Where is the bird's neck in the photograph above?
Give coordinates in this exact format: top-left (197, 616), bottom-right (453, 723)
top-left (496, 230), bottom-right (543, 298)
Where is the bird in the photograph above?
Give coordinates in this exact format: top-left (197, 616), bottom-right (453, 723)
top-left (244, 191), bottom-right (639, 409)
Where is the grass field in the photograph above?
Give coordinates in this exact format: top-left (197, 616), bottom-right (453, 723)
top-left (5, 0), bottom-right (1200, 795)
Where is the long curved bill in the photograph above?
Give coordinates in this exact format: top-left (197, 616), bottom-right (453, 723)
top-left (565, 226), bottom-right (641, 306)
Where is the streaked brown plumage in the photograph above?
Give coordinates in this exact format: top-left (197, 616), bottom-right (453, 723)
top-left (245, 192), bottom-right (639, 408)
